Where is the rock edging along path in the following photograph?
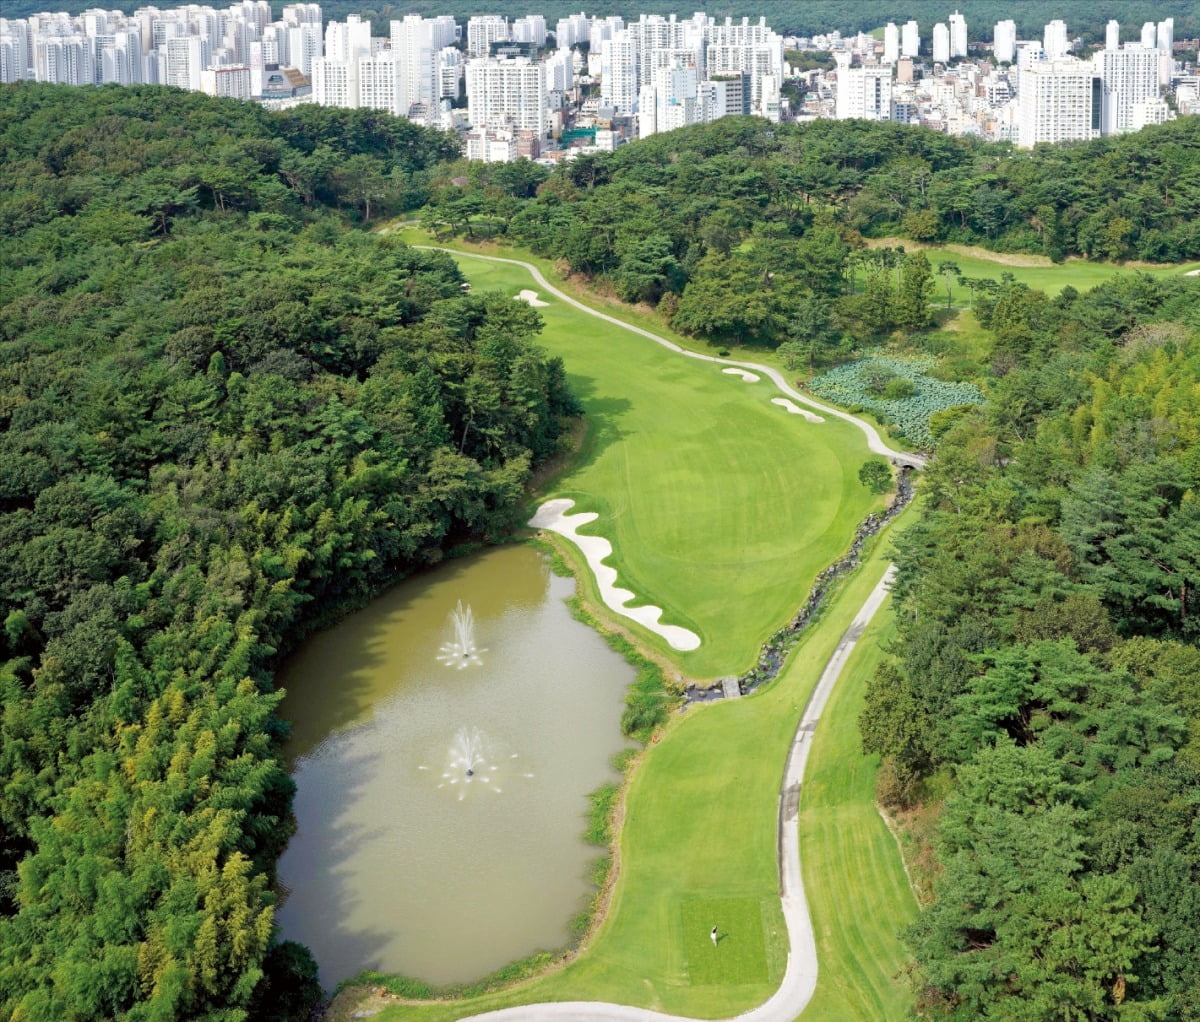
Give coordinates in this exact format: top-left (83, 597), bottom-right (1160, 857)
top-left (460, 567), bottom-right (898, 1022)
top-left (528, 499), bottom-right (701, 652)
top-left (415, 247), bottom-right (927, 471)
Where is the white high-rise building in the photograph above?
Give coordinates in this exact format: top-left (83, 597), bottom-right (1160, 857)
top-left (285, 23), bottom-right (321, 75)
top-left (933, 23), bottom-right (950, 64)
top-left (324, 15), bottom-right (369, 63)
top-left (36, 33), bottom-right (94, 84)
top-left (200, 63), bottom-right (251, 98)
top-left (1017, 58), bottom-right (1097, 147)
top-left (555, 12), bottom-right (590, 50)
top-left (466, 15), bottom-right (508, 57)
top-left (391, 15), bottom-right (442, 117)
top-left (1094, 45), bottom-right (1163, 134)
top-left (1141, 22), bottom-right (1157, 48)
top-left (1106, 20), bottom-right (1120, 50)
top-left (994, 20), bottom-right (1016, 64)
top-left (543, 46), bottom-right (572, 91)
top-left (1156, 19), bottom-right (1175, 86)
top-left (282, 4), bottom-right (322, 27)
top-left (164, 34), bottom-right (205, 91)
top-left (883, 22), bottom-right (899, 64)
top-left (312, 56), bottom-right (355, 107)
top-left (600, 30), bottom-right (638, 113)
top-left (1, 20), bottom-right (32, 82)
top-left (465, 55), bottom-right (546, 136)
top-left (231, 1), bottom-right (272, 35)
top-left (1043, 20), bottom-right (1069, 60)
top-left (1156, 18), bottom-right (1173, 53)
top-left (436, 46), bottom-right (464, 101)
top-left (835, 56), bottom-right (892, 121)
top-left (644, 51), bottom-right (699, 136)
top-left (512, 15), bottom-right (546, 47)
top-left (949, 10), bottom-right (967, 58)
top-left (358, 53), bottom-right (399, 114)
top-left (97, 29), bottom-right (142, 84)
top-left (901, 20), bottom-right (919, 58)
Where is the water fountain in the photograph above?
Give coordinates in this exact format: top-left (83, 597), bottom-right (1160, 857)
top-left (417, 726), bottom-right (533, 801)
top-left (436, 600), bottom-right (485, 669)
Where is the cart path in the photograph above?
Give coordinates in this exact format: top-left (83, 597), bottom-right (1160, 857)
top-left (415, 247), bottom-right (926, 470)
top-left (458, 566), bottom-right (898, 1022)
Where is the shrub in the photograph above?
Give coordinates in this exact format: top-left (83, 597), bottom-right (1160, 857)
top-left (882, 377), bottom-right (917, 400)
top-left (808, 353), bottom-right (983, 448)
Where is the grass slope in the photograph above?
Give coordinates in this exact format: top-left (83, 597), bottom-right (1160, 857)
top-left (798, 607), bottom-right (918, 1021)
top-left (446, 251), bottom-right (880, 679)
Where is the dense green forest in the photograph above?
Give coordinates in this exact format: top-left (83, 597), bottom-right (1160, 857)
top-left (0, 83), bottom-right (578, 1021)
top-left (5, 0), bottom-right (1197, 46)
top-left (430, 116), bottom-right (1200, 359)
top-left (3, 78), bottom-right (1199, 1022)
top-left (859, 278), bottom-right (1200, 1017)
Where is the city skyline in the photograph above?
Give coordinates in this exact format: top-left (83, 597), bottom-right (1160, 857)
top-left (1, 6), bottom-right (1196, 162)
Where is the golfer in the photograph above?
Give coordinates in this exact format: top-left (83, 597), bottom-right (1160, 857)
top-left (710, 926), bottom-right (718, 946)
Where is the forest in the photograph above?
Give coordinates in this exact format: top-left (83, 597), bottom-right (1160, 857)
top-left (429, 116), bottom-right (1200, 358)
top-left (0, 83), bottom-right (577, 1021)
top-left (2, 78), bottom-right (1199, 1022)
top-left (861, 274), bottom-right (1200, 1019)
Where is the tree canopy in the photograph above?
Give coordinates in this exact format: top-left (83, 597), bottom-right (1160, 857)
top-left (0, 82), bottom-right (575, 1021)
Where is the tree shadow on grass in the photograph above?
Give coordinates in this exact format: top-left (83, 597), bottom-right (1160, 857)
top-left (563, 372), bottom-right (632, 477)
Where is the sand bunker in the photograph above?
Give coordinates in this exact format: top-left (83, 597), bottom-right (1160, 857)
top-left (1186, 268), bottom-right (1200, 277)
top-left (528, 499), bottom-right (701, 651)
top-left (772, 397), bottom-right (825, 423)
top-left (722, 367), bottom-right (760, 382)
top-left (515, 289), bottom-right (549, 306)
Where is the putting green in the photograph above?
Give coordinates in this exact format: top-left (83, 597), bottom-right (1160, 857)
top-left (446, 251), bottom-right (882, 679)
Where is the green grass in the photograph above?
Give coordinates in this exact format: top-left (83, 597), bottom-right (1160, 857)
top-left (680, 898), bottom-right (777, 986)
top-left (798, 604), bottom-right (919, 1021)
top-left (339, 230), bottom-right (918, 1022)
top-left (862, 239), bottom-right (1200, 307)
top-left (441, 247), bottom-right (881, 679)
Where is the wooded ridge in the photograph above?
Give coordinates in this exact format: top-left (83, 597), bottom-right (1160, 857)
top-left (0, 83), bottom-right (577, 1021)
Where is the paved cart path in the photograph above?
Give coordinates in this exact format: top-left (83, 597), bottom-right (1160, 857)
top-left (415, 248), bottom-right (926, 470)
top-left (413, 245), bottom-right (907, 1021)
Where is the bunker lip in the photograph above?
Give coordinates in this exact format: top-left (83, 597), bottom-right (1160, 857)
top-left (528, 498), bottom-right (701, 652)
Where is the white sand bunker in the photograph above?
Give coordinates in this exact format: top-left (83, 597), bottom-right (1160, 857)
top-left (772, 397), bottom-right (825, 423)
top-left (528, 498), bottom-right (701, 651)
top-left (1186, 268), bottom-right (1200, 277)
top-left (722, 367), bottom-right (760, 382)
top-left (515, 289), bottom-right (549, 306)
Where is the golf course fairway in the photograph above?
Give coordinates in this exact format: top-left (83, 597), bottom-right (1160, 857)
top-left (328, 241), bottom-right (919, 1021)
top-left (438, 249), bottom-right (884, 679)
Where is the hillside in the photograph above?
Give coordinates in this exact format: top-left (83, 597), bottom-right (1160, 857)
top-left (0, 82), bottom-right (576, 1022)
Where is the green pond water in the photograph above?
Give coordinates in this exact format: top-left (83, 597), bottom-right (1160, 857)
top-left (274, 545), bottom-right (634, 989)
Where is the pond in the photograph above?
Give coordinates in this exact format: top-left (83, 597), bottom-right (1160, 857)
top-left (274, 544), bottom-right (634, 989)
